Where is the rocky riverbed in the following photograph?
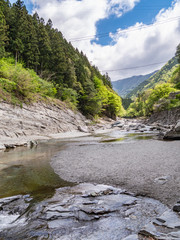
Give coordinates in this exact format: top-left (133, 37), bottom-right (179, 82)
top-left (1, 183), bottom-right (180, 240)
top-left (0, 106), bottom-right (180, 239)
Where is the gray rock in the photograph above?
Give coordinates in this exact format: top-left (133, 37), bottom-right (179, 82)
top-left (111, 121), bottom-right (121, 126)
top-left (27, 140), bottom-right (38, 148)
top-left (0, 183), bottom-right (171, 240)
top-left (173, 203), bottom-right (180, 213)
top-left (77, 125), bottom-right (89, 133)
top-left (175, 120), bottom-right (180, 132)
top-left (163, 119), bottom-right (180, 140)
top-left (155, 210), bottom-right (180, 228)
top-left (0, 144), bottom-right (5, 150)
top-left (4, 144), bottom-right (16, 149)
top-left (122, 234), bottom-right (139, 240)
top-left (163, 130), bottom-right (180, 140)
top-left (154, 176), bottom-right (170, 185)
top-left (170, 231), bottom-right (180, 238)
top-left (0, 102), bottom-right (89, 143)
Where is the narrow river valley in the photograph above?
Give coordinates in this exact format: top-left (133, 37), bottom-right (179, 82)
top-left (0, 122), bottom-right (180, 239)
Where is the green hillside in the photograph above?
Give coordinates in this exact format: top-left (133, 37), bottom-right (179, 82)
top-left (126, 47), bottom-right (180, 117)
top-left (0, 0), bottom-right (124, 119)
top-left (127, 57), bottom-right (178, 99)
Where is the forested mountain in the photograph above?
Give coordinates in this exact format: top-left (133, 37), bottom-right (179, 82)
top-left (126, 47), bottom-right (180, 117)
top-left (127, 57), bottom-right (178, 99)
top-left (112, 71), bottom-right (157, 98)
top-left (0, 0), bottom-right (124, 119)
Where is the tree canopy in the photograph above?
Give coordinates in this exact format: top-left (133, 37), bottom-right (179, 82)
top-left (0, 0), bottom-right (124, 118)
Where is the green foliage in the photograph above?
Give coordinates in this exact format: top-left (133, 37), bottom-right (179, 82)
top-left (0, 0), bottom-right (123, 119)
top-left (0, 58), bottom-right (56, 103)
top-left (93, 76), bottom-right (124, 118)
top-left (0, 2), bottom-right (8, 58)
top-left (127, 82), bottom-right (179, 117)
top-left (127, 57), bottom-right (178, 98)
top-left (176, 43), bottom-right (180, 64)
top-left (57, 86), bottom-right (78, 109)
top-left (171, 65), bottom-right (180, 89)
top-left (121, 98), bottom-right (133, 110)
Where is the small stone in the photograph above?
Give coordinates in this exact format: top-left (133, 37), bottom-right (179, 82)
top-left (154, 176), bottom-right (170, 184)
top-left (173, 204), bottom-right (180, 213)
top-left (4, 144), bottom-right (16, 149)
top-left (122, 234), bottom-right (139, 240)
top-left (77, 126), bottom-right (88, 133)
top-left (27, 140), bottom-right (38, 148)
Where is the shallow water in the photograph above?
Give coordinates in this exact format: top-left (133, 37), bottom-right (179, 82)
top-left (0, 130), bottom-right (157, 202)
top-left (0, 140), bottom-right (74, 202)
top-left (99, 130), bottom-right (156, 143)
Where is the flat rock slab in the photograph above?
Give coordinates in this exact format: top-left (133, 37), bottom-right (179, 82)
top-left (1, 183), bottom-right (179, 240)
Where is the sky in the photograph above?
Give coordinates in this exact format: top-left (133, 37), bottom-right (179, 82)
top-left (10, 0), bottom-right (180, 81)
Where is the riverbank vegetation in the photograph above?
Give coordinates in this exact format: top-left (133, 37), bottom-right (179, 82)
top-left (0, 0), bottom-right (124, 118)
top-left (127, 45), bottom-right (180, 117)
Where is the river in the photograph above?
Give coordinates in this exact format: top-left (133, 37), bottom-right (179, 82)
top-left (0, 127), bottom-right (180, 239)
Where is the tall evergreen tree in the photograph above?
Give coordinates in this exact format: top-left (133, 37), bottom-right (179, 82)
top-left (22, 14), bottom-right (39, 69)
top-left (36, 17), bottom-right (51, 74)
top-left (0, 1), bottom-right (8, 57)
top-left (7, 0), bottom-right (28, 64)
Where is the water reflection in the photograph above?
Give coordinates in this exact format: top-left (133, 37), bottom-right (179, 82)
top-left (100, 131), bottom-right (155, 143)
top-left (0, 140), bottom-right (74, 201)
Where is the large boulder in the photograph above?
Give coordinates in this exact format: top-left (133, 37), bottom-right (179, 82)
top-left (163, 120), bottom-right (180, 140)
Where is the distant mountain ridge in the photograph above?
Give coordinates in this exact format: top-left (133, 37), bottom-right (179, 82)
top-left (112, 71), bottom-right (157, 98)
top-left (126, 57), bottom-right (179, 98)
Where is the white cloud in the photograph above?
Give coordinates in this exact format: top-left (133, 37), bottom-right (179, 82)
top-left (107, 0), bottom-right (140, 17)
top-left (31, 0), bottom-right (180, 81)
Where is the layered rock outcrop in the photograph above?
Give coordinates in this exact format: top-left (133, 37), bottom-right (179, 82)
top-left (0, 101), bottom-right (89, 148)
top-left (148, 107), bottom-right (180, 125)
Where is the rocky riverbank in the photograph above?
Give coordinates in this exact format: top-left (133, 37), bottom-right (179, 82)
top-left (0, 107), bottom-right (180, 239)
top-left (1, 183), bottom-right (180, 240)
top-left (148, 107), bottom-right (180, 125)
top-left (0, 101), bottom-right (114, 150)
top-left (0, 101), bottom-right (179, 150)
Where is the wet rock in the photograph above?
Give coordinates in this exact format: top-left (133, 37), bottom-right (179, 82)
top-left (27, 140), bottom-right (38, 148)
top-left (0, 195), bottom-right (29, 232)
top-left (173, 203), bottom-right (180, 213)
top-left (0, 183), bottom-right (172, 240)
top-left (4, 144), bottom-right (16, 149)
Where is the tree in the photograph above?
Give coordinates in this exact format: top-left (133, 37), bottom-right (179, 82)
top-left (7, 0), bottom-right (28, 64)
top-left (0, 1), bottom-right (8, 57)
top-left (36, 17), bottom-right (51, 74)
top-left (22, 15), bottom-right (39, 69)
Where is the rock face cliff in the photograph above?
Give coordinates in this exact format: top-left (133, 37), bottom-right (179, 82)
top-left (148, 107), bottom-right (180, 125)
top-left (0, 101), bottom-right (88, 142)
